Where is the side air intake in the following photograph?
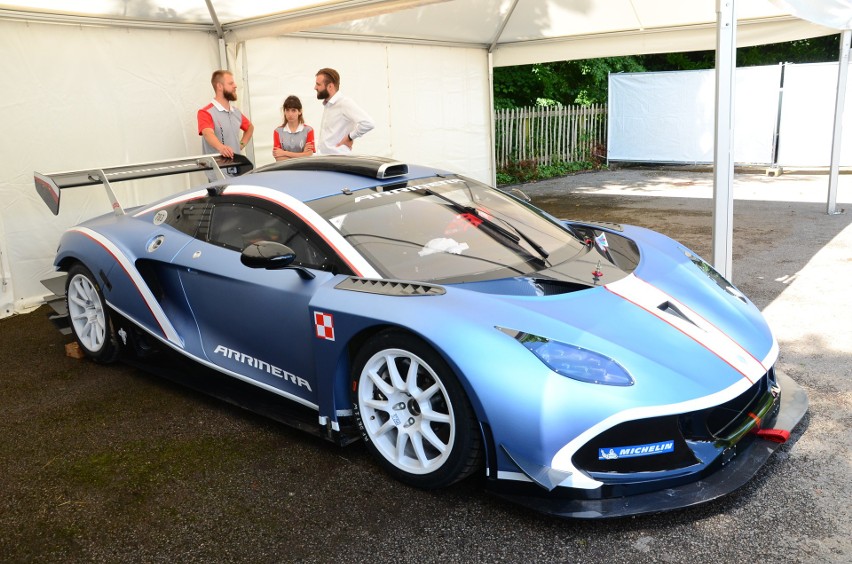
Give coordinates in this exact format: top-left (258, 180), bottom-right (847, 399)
top-left (335, 277), bottom-right (445, 296)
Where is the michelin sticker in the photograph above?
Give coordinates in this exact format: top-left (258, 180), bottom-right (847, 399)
top-left (599, 440), bottom-right (674, 460)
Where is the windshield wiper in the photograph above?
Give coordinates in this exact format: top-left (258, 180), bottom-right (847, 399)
top-left (423, 188), bottom-right (550, 266)
top-left (495, 216), bottom-right (551, 265)
top-left (423, 187), bottom-right (516, 238)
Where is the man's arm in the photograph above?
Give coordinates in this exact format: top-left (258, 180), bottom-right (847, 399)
top-left (201, 128), bottom-right (234, 158)
top-left (338, 99), bottom-right (374, 148)
top-left (240, 116), bottom-right (254, 150)
top-left (198, 108), bottom-right (235, 158)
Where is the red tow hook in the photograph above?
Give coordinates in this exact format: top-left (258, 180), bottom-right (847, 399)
top-left (754, 428), bottom-right (790, 443)
top-left (746, 412), bottom-right (790, 443)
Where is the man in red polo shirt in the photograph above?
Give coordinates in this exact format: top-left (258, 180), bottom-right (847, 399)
top-left (197, 70), bottom-right (254, 177)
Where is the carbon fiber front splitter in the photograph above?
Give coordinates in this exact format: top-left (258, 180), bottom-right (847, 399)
top-left (488, 370), bottom-right (808, 519)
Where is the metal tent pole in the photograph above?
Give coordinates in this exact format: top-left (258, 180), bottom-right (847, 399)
top-left (712, 0), bottom-right (737, 280)
top-left (827, 30), bottom-right (851, 215)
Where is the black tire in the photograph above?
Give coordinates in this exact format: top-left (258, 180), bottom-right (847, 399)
top-left (351, 330), bottom-right (482, 489)
top-left (65, 263), bottom-right (119, 363)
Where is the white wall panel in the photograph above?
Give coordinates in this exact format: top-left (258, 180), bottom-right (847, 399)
top-left (609, 70), bottom-right (717, 163)
top-left (608, 66), bottom-right (781, 165)
top-left (385, 44), bottom-right (491, 182)
top-left (243, 37), bottom-right (492, 183)
top-left (243, 37), bottom-right (393, 166)
top-left (777, 62), bottom-right (852, 166)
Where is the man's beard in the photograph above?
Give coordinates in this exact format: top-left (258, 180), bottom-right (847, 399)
top-left (224, 89), bottom-right (237, 102)
top-left (316, 87), bottom-right (329, 100)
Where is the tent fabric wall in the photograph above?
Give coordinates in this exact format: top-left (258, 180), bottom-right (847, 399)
top-left (608, 66), bottom-right (782, 164)
top-left (242, 37), bottom-right (491, 180)
top-left (0, 22), bottom-right (492, 320)
top-left (384, 44), bottom-right (491, 179)
top-left (1, 20), bottom-right (220, 318)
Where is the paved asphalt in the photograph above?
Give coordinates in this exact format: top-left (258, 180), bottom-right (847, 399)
top-left (1, 167), bottom-right (849, 562)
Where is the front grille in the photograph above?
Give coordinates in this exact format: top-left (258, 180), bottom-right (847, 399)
top-left (573, 368), bottom-right (779, 476)
top-left (573, 415), bottom-right (697, 474)
top-left (680, 368), bottom-right (779, 444)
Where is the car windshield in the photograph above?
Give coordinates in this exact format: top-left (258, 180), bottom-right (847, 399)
top-left (309, 176), bottom-right (586, 283)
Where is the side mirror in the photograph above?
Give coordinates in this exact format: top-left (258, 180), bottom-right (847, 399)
top-left (241, 241), bottom-right (316, 280)
top-left (241, 241), bottom-right (295, 268)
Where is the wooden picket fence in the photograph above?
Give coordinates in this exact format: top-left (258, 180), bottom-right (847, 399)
top-left (494, 104), bottom-right (607, 168)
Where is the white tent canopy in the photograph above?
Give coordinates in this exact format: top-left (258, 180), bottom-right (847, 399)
top-left (0, 1), bottom-right (843, 318)
top-left (1, 1), bottom-right (837, 63)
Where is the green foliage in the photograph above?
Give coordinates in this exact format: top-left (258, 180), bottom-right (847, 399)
top-left (496, 158), bottom-right (605, 186)
top-left (494, 34), bottom-right (841, 109)
top-left (500, 159), bottom-right (539, 183)
top-left (494, 57), bottom-right (646, 108)
top-left (494, 65), bottom-right (544, 109)
top-left (495, 171), bottom-right (515, 185)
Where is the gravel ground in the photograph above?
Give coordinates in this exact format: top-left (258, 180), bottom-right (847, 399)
top-left (1, 167), bottom-right (849, 563)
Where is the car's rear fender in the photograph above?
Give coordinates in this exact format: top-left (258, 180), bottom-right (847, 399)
top-left (56, 227), bottom-right (185, 349)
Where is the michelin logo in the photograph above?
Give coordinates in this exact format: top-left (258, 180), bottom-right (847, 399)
top-left (598, 440), bottom-right (674, 460)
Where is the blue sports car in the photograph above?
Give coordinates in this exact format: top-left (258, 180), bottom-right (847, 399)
top-left (35, 154), bottom-right (807, 518)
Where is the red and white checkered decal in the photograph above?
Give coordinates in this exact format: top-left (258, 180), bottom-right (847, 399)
top-left (314, 312), bottom-right (335, 341)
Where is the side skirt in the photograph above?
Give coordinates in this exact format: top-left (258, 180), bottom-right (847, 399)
top-left (41, 273), bottom-right (361, 446)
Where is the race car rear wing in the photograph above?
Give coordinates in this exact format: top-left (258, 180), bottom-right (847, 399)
top-left (34, 153), bottom-right (253, 216)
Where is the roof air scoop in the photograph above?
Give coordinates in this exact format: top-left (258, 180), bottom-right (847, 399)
top-left (254, 156), bottom-right (408, 179)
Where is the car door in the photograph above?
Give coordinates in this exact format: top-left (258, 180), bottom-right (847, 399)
top-left (171, 197), bottom-right (343, 406)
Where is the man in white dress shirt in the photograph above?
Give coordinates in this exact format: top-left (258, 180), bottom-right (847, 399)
top-left (314, 67), bottom-right (375, 155)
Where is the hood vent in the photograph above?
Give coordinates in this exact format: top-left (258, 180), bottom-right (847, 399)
top-left (658, 301), bottom-right (697, 326)
top-left (534, 279), bottom-right (588, 296)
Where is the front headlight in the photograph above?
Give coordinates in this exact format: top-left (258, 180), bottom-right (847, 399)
top-left (498, 327), bottom-right (634, 386)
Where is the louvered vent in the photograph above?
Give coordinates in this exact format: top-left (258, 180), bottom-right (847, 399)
top-left (335, 277), bottom-right (446, 296)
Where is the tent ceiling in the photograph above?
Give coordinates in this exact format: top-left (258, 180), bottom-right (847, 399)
top-left (1, 0), bottom-right (838, 65)
top-left (0, 0), bottom-right (348, 24)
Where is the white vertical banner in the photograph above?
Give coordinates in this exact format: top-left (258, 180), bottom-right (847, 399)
top-left (607, 66), bottom-right (780, 165)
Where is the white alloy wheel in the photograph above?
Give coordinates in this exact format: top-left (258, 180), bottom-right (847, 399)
top-left (357, 347), bottom-right (456, 475)
top-left (65, 263), bottom-right (118, 362)
top-left (68, 272), bottom-right (107, 352)
top-left (352, 331), bottom-right (482, 488)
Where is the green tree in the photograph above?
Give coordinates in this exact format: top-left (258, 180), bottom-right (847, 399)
top-left (494, 34), bottom-right (841, 109)
top-left (494, 57), bottom-right (646, 108)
